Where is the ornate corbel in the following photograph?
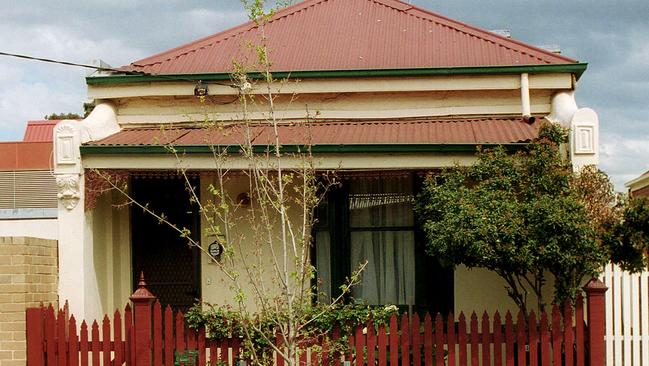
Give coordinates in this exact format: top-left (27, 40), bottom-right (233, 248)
top-left (56, 174), bottom-right (81, 210)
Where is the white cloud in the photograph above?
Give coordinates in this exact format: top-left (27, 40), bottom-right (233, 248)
top-left (600, 133), bottom-right (649, 191)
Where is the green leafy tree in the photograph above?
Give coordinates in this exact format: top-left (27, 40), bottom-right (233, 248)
top-left (416, 122), bottom-right (609, 315)
top-left (606, 196), bottom-right (649, 272)
top-left (44, 112), bottom-right (82, 120)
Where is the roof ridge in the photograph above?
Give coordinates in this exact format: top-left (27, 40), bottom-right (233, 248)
top-left (367, 0), bottom-right (575, 64)
top-left (130, 0), bottom-right (329, 69)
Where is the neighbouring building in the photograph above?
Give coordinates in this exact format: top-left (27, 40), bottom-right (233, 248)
top-left (51, 0), bottom-right (600, 322)
top-left (626, 170), bottom-right (649, 197)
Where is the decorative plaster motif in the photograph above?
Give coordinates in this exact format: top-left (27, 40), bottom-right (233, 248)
top-left (574, 125), bottom-right (595, 154)
top-left (55, 124), bottom-right (78, 166)
top-left (56, 174), bottom-right (81, 210)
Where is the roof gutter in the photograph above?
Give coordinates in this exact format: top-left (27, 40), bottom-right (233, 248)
top-left (86, 63), bottom-right (588, 86)
top-left (80, 143), bottom-right (530, 155)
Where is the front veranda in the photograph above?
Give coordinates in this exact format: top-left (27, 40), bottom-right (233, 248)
top-left (78, 168), bottom-right (555, 319)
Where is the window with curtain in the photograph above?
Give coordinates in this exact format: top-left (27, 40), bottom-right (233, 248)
top-left (348, 176), bottom-right (415, 305)
top-left (313, 174), bottom-right (452, 313)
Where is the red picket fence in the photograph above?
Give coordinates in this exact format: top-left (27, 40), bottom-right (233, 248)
top-left (26, 277), bottom-right (607, 366)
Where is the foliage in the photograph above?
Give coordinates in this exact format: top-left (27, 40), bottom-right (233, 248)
top-left (186, 301), bottom-right (398, 361)
top-left (44, 112), bottom-right (82, 120)
top-left (416, 121), bottom-right (609, 314)
top-left (605, 196), bottom-right (649, 272)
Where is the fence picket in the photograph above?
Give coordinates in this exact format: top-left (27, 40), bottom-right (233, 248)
top-left (378, 323), bottom-right (387, 366)
top-left (80, 321), bottom-right (89, 366)
top-left (114, 310), bottom-right (123, 366)
top-left (209, 340), bottom-right (217, 366)
top-left (176, 311), bottom-right (186, 353)
top-left (623, 271), bottom-right (632, 365)
top-left (641, 272), bottom-right (649, 366)
top-left (45, 305), bottom-right (56, 366)
top-left (356, 324), bottom-right (365, 366)
top-left (91, 321), bottom-right (100, 366)
top-left (411, 314), bottom-right (420, 366)
top-left (504, 312), bottom-right (514, 366)
top-left (69, 316), bottom-right (79, 366)
top-left (102, 315), bottom-right (111, 366)
top-left (458, 313), bottom-right (467, 366)
top-left (493, 312), bottom-right (502, 366)
top-left (551, 305), bottom-right (561, 366)
top-left (423, 314), bottom-right (432, 366)
top-left (470, 313), bottom-right (479, 366)
top-left (322, 339), bottom-right (330, 366)
top-left (481, 312), bottom-right (490, 366)
top-left (575, 294), bottom-right (584, 366)
top-left (164, 306), bottom-right (173, 366)
top-left (219, 339), bottom-right (229, 366)
top-left (516, 312), bottom-right (525, 366)
top-left (57, 308), bottom-right (67, 366)
top-left (539, 312), bottom-right (550, 366)
top-left (528, 312), bottom-right (538, 366)
top-left (26, 308), bottom-right (45, 366)
top-left (613, 267), bottom-right (623, 366)
top-left (447, 313), bottom-right (456, 366)
top-left (564, 302), bottom-right (574, 366)
top-left (632, 272), bottom-right (641, 366)
top-left (275, 332), bottom-right (285, 366)
top-left (124, 304), bottom-right (133, 366)
top-left (198, 328), bottom-right (206, 366)
top-left (389, 315), bottom-right (398, 366)
top-left (435, 313), bottom-right (444, 366)
top-left (367, 319), bottom-right (377, 366)
top-left (401, 314), bottom-right (410, 366)
top-left (332, 327), bottom-right (341, 366)
top-left (153, 301), bottom-right (162, 366)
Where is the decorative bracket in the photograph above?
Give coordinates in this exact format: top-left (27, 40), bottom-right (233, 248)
top-left (56, 174), bottom-right (81, 210)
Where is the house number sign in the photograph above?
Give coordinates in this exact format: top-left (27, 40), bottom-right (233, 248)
top-left (208, 241), bottom-right (224, 262)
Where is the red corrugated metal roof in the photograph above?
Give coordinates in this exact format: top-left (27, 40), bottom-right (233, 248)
top-left (22, 120), bottom-right (59, 142)
top-left (86, 117), bottom-right (539, 147)
top-left (122, 0), bottom-right (576, 75)
top-left (0, 142), bottom-right (53, 170)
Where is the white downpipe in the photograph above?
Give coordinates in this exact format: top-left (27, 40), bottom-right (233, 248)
top-left (520, 73), bottom-right (531, 119)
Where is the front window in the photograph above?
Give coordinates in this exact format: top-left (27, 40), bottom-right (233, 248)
top-left (348, 176), bottom-right (415, 305)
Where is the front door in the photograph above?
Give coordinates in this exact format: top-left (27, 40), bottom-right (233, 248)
top-left (131, 175), bottom-right (201, 312)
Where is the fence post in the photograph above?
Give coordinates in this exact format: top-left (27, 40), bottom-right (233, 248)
top-left (26, 307), bottom-right (45, 366)
top-left (584, 278), bottom-right (608, 366)
top-left (130, 272), bottom-right (157, 366)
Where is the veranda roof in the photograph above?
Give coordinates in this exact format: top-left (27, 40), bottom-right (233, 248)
top-left (81, 117), bottom-right (540, 154)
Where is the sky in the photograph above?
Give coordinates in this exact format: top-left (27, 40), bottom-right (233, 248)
top-left (0, 0), bottom-right (648, 191)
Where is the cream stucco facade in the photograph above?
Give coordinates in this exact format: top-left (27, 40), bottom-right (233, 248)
top-left (53, 71), bottom-right (600, 320)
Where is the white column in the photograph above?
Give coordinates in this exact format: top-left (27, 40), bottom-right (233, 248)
top-left (54, 121), bottom-right (99, 320)
top-left (53, 102), bottom-right (121, 321)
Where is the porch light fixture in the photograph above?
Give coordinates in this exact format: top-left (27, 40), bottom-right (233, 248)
top-left (194, 81), bottom-right (208, 97)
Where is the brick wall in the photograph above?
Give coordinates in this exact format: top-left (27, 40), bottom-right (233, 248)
top-left (631, 184), bottom-right (649, 198)
top-left (0, 237), bottom-right (57, 366)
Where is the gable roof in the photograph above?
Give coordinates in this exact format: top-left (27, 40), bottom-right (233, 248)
top-left (121, 0), bottom-right (577, 76)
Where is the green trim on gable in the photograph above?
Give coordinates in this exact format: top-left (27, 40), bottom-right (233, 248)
top-left (80, 143), bottom-right (529, 155)
top-left (86, 63), bottom-right (588, 86)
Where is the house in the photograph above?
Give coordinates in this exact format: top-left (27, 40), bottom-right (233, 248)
top-left (52, 0), bottom-right (600, 322)
top-left (0, 120), bottom-right (62, 364)
top-left (0, 120), bottom-right (60, 239)
top-left (626, 170), bottom-right (649, 197)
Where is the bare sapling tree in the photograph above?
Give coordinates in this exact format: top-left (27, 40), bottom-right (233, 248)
top-left (91, 1), bottom-right (377, 366)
